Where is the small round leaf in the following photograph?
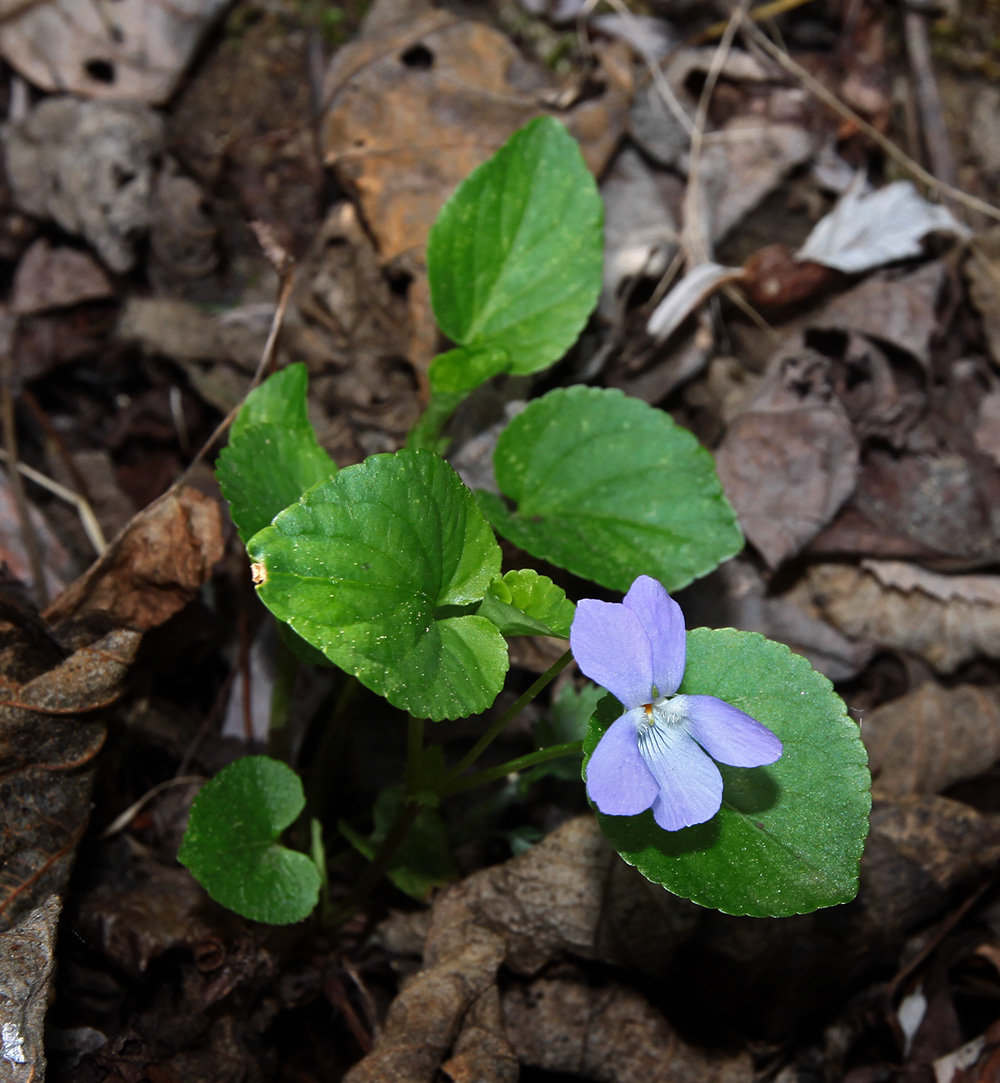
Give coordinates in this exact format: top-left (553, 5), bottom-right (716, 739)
top-left (179, 756), bottom-right (320, 925)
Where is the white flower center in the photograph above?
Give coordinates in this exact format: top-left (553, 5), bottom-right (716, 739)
top-left (633, 696), bottom-right (691, 766)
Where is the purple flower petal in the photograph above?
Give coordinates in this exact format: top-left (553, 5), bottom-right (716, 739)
top-left (571, 600), bottom-right (653, 709)
top-left (586, 711), bottom-right (659, 817)
top-left (680, 694), bottom-right (783, 767)
top-left (637, 723), bottom-right (723, 831)
top-left (622, 576), bottom-right (685, 697)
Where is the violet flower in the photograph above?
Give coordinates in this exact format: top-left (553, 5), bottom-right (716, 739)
top-left (571, 575), bottom-right (782, 831)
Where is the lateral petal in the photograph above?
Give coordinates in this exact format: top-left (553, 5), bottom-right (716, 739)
top-left (622, 575), bottom-right (686, 697)
top-left (680, 694), bottom-right (783, 767)
top-left (638, 721), bottom-right (723, 831)
top-left (585, 711), bottom-right (659, 817)
top-left (570, 600), bottom-right (653, 709)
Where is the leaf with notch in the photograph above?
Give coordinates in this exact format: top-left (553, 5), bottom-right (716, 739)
top-left (248, 450), bottom-right (508, 720)
top-left (178, 756), bottom-right (320, 925)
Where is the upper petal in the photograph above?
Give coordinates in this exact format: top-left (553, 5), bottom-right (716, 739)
top-left (637, 721), bottom-right (723, 831)
top-left (570, 599), bottom-right (654, 708)
top-left (679, 694), bottom-right (783, 767)
top-left (622, 575), bottom-right (686, 696)
top-left (585, 710), bottom-right (659, 817)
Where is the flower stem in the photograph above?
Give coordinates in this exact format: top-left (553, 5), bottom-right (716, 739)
top-left (439, 740), bottom-right (583, 797)
top-left (442, 649), bottom-right (573, 788)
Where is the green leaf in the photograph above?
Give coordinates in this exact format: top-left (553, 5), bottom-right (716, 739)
top-left (427, 116), bottom-right (603, 379)
top-left (178, 756), bottom-right (321, 925)
top-left (339, 786), bottom-right (457, 901)
top-left (477, 568), bottom-right (575, 638)
top-left (217, 364), bottom-right (336, 543)
top-left (429, 346), bottom-right (510, 395)
top-left (232, 363), bottom-right (312, 434)
top-left (478, 386), bottom-right (743, 592)
top-left (583, 630), bottom-right (872, 917)
top-left (541, 681), bottom-right (604, 747)
top-left (247, 449), bottom-right (508, 721)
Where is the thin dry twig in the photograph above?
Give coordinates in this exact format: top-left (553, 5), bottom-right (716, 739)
top-left (579, 0), bottom-right (695, 136)
top-left (739, 14), bottom-right (1000, 224)
top-left (0, 448), bottom-right (106, 555)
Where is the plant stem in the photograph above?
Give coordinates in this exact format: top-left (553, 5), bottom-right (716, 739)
top-left (442, 649), bottom-right (573, 788)
top-left (328, 799), bottom-right (422, 927)
top-left (407, 390), bottom-right (464, 453)
top-left (440, 740), bottom-right (583, 797)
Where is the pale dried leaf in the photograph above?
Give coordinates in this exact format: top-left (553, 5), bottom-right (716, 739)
top-left (796, 175), bottom-right (969, 274)
top-left (0, 0), bottom-right (230, 103)
top-left (864, 683), bottom-right (1000, 798)
top-left (5, 98), bottom-right (164, 273)
top-left (804, 562), bottom-right (1000, 672)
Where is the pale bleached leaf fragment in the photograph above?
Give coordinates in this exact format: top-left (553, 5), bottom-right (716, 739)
top-left (796, 176), bottom-right (969, 273)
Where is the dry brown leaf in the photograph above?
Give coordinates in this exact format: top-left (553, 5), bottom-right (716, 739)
top-left (11, 238), bottom-right (114, 315)
top-left (0, 623), bottom-right (141, 931)
top-left (804, 562), bottom-right (1000, 673)
top-left (0, 0), bottom-right (230, 103)
top-left (43, 486), bottom-right (224, 630)
top-left (715, 349), bottom-right (860, 568)
top-left (349, 817), bottom-right (700, 1082)
top-left (501, 974), bottom-right (752, 1083)
top-left (808, 261), bottom-right (946, 367)
top-left (322, 8), bottom-right (554, 266)
top-left (811, 447), bottom-right (1000, 565)
top-left (864, 683), bottom-right (1000, 799)
top-left (441, 986), bottom-right (518, 1083)
top-left (75, 853), bottom-right (233, 976)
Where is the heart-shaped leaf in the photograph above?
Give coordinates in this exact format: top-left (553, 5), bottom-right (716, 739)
top-left (247, 450), bottom-right (508, 720)
top-left (478, 386), bottom-right (743, 592)
top-left (584, 629), bottom-right (871, 917)
top-left (179, 756), bottom-right (320, 924)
